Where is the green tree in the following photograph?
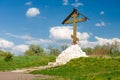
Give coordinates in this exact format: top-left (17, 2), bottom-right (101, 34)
top-left (50, 48), bottom-right (61, 56)
top-left (24, 44), bottom-right (46, 56)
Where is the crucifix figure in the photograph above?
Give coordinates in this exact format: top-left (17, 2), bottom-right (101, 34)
top-left (62, 8), bottom-right (87, 45)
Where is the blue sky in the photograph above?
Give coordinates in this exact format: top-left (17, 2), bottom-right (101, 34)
top-left (0, 0), bottom-right (120, 55)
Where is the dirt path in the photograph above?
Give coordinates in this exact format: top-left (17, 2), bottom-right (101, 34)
top-left (0, 63), bottom-right (57, 80)
top-left (0, 62), bottom-right (58, 80)
top-left (0, 72), bottom-right (52, 80)
top-left (11, 62), bottom-right (58, 73)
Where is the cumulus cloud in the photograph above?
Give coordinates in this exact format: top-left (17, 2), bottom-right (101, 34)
top-left (12, 45), bottom-right (29, 55)
top-left (79, 40), bottom-right (97, 48)
top-left (26, 7), bottom-right (40, 17)
top-left (1, 26), bottom-right (120, 55)
top-left (49, 26), bottom-right (120, 48)
top-left (0, 38), bottom-right (29, 55)
top-left (50, 26), bottom-right (72, 40)
top-left (0, 38), bottom-right (43, 55)
top-left (100, 11), bottom-right (104, 15)
top-left (95, 36), bottom-right (120, 45)
top-left (95, 21), bottom-right (105, 27)
top-left (0, 38), bottom-right (14, 49)
top-left (77, 32), bottom-right (90, 41)
top-left (80, 37), bottom-right (116, 48)
top-left (49, 26), bottom-right (89, 41)
top-left (25, 1), bottom-right (32, 5)
top-left (79, 36), bottom-right (120, 48)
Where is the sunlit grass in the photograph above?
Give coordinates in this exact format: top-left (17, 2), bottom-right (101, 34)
top-left (0, 55), bottom-right (55, 71)
top-left (32, 57), bottom-right (120, 80)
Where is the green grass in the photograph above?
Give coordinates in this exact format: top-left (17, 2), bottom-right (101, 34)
top-left (0, 55), bottom-right (55, 71)
top-left (31, 57), bottom-right (120, 80)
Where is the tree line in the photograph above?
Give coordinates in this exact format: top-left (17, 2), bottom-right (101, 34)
top-left (0, 41), bottom-right (120, 62)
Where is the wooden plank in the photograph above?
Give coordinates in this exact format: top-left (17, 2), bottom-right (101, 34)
top-left (62, 8), bottom-right (77, 24)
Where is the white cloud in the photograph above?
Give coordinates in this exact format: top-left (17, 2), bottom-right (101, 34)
top-left (5, 32), bottom-right (55, 46)
top-left (62, 0), bottom-right (83, 7)
top-left (95, 36), bottom-right (120, 46)
top-left (78, 36), bottom-right (120, 48)
top-left (21, 35), bottom-right (33, 40)
top-left (79, 40), bottom-right (97, 48)
top-left (5, 33), bottom-right (53, 47)
top-left (5, 32), bottom-right (54, 48)
top-left (49, 26), bottom-right (89, 41)
top-left (26, 7), bottom-right (40, 17)
top-left (12, 45), bottom-right (29, 55)
top-left (1, 26), bottom-right (120, 55)
top-left (49, 26), bottom-right (120, 48)
top-left (26, 38), bottom-right (54, 48)
top-left (26, 39), bottom-right (53, 45)
top-left (71, 0), bottom-right (84, 7)
top-left (95, 21), bottom-right (105, 27)
top-left (100, 11), bottom-right (104, 15)
top-left (0, 38), bottom-right (29, 55)
top-left (77, 32), bottom-right (90, 41)
top-left (0, 38), bottom-right (14, 49)
top-left (71, 3), bottom-right (83, 7)
top-left (2, 35), bottom-right (120, 55)
top-left (25, 1), bottom-right (32, 5)
top-left (50, 26), bottom-right (72, 40)
top-left (5, 33), bottom-right (33, 40)
top-left (63, 0), bottom-right (69, 5)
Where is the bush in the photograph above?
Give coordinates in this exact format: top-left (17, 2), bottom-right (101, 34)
top-left (50, 48), bottom-right (61, 56)
top-left (4, 52), bottom-right (13, 62)
top-left (0, 50), bottom-right (8, 57)
top-left (83, 41), bottom-right (120, 57)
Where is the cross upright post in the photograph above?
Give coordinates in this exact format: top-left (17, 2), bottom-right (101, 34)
top-left (71, 11), bottom-right (79, 44)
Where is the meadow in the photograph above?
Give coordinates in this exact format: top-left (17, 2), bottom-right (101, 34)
top-left (32, 57), bottom-right (120, 80)
top-left (0, 55), bottom-right (55, 71)
top-left (0, 43), bottom-right (120, 80)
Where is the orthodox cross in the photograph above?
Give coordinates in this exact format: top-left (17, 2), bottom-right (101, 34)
top-left (62, 8), bottom-right (87, 45)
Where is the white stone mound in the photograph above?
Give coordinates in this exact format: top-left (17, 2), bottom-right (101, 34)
top-left (49, 44), bottom-right (88, 66)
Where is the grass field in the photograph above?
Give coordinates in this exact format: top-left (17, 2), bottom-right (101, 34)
top-left (31, 57), bottom-right (120, 80)
top-left (0, 55), bottom-right (55, 71)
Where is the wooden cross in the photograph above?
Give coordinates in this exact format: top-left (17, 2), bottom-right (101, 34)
top-left (62, 8), bottom-right (87, 45)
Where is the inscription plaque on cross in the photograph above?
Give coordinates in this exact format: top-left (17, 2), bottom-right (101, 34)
top-left (62, 8), bottom-right (87, 45)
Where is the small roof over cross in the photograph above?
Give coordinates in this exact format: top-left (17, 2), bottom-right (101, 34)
top-left (62, 8), bottom-right (88, 45)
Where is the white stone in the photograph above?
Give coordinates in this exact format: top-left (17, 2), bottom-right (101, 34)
top-left (54, 44), bottom-right (88, 65)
